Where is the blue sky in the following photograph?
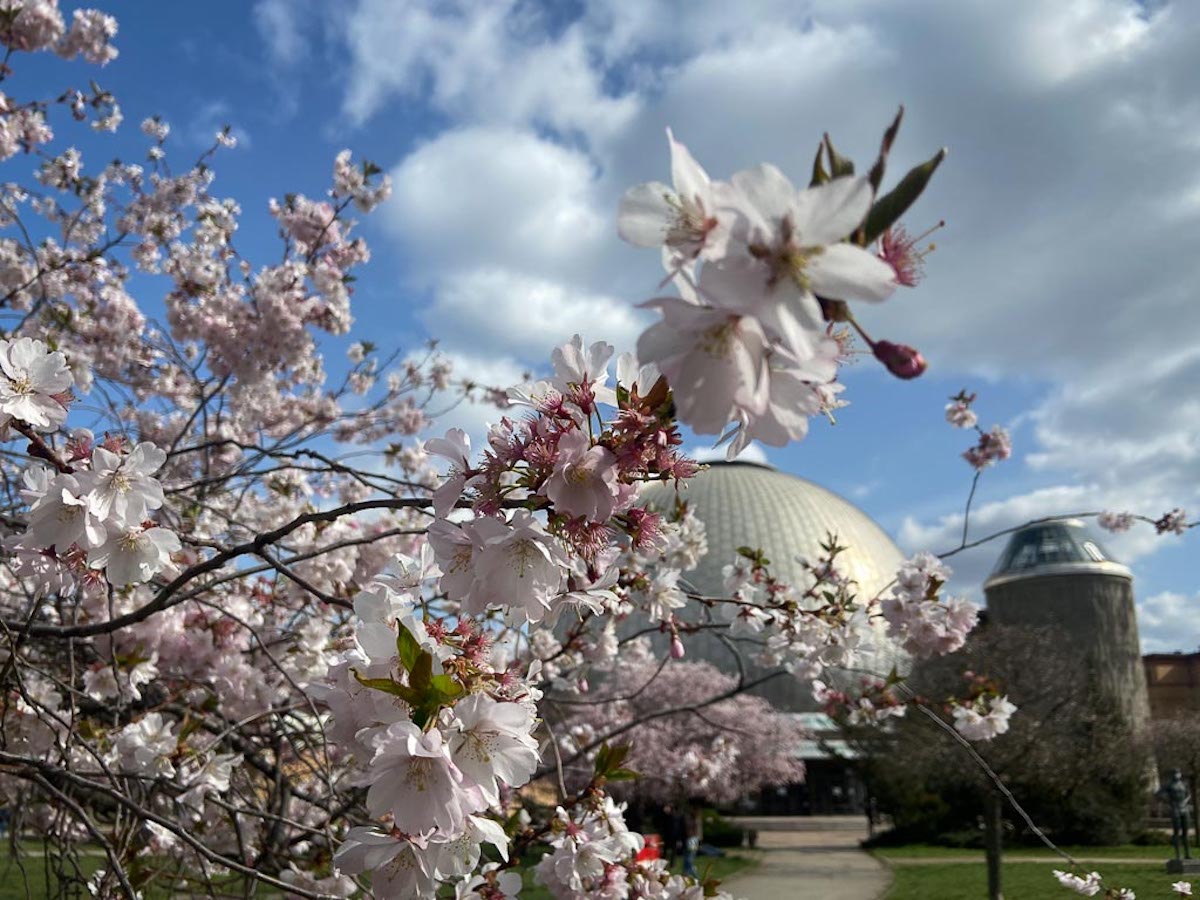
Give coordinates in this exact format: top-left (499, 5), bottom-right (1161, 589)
top-left (26, 0), bottom-right (1200, 649)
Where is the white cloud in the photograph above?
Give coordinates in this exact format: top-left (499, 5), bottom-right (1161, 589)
top-left (259, 0), bottom-right (1200, 601)
top-left (1138, 590), bottom-right (1200, 653)
top-left (253, 0), bottom-right (311, 67)
top-left (338, 0), bottom-right (639, 139)
top-left (414, 348), bottom-right (528, 447)
top-left (383, 127), bottom-right (610, 281)
top-left (420, 269), bottom-right (645, 362)
top-left (690, 441), bottom-right (770, 466)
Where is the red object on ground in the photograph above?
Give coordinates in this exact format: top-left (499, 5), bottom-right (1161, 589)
top-left (636, 834), bottom-right (662, 861)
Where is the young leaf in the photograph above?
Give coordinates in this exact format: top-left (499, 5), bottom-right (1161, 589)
top-left (823, 133), bottom-right (855, 177)
top-left (409, 650), bottom-right (434, 692)
top-left (352, 671), bottom-right (421, 705)
top-left (430, 673), bottom-right (463, 700)
top-left (809, 142), bottom-right (830, 187)
top-left (862, 148), bottom-right (947, 245)
top-left (867, 106), bottom-right (905, 196)
top-left (396, 627), bottom-right (422, 673)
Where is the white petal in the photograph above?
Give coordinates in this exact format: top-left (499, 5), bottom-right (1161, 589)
top-left (730, 163), bottom-right (795, 233)
top-left (667, 128), bottom-right (710, 208)
top-left (791, 176), bottom-right (874, 246)
top-left (617, 182), bottom-right (675, 247)
top-left (807, 242), bottom-right (897, 303)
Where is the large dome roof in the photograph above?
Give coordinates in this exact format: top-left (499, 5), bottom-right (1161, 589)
top-left (642, 461), bottom-right (905, 601)
top-left (640, 461), bottom-right (907, 711)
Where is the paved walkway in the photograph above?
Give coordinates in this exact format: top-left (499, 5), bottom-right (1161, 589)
top-left (721, 818), bottom-right (891, 900)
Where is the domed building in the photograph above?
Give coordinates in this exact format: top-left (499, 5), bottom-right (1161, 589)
top-left (641, 460), bottom-right (908, 814)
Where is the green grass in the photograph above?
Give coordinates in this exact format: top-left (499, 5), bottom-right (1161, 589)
top-left (518, 850), bottom-right (759, 899)
top-left (873, 842), bottom-right (1170, 861)
top-left (0, 852), bottom-right (285, 899)
top-left (885, 862), bottom-right (1186, 900)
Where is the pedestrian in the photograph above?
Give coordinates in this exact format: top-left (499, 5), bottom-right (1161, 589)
top-left (660, 803), bottom-right (678, 864)
top-left (682, 806), bottom-right (702, 879)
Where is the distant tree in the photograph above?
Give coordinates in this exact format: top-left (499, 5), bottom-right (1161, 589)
top-left (1152, 716), bottom-right (1200, 813)
top-left (550, 652), bottom-right (807, 807)
top-left (848, 623), bottom-right (1151, 846)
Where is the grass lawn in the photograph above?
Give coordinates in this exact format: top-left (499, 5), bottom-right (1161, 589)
top-left (873, 842), bottom-right (1170, 861)
top-left (0, 852), bottom-right (288, 899)
top-left (885, 862), bottom-right (1186, 899)
top-left (519, 849), bottom-right (760, 899)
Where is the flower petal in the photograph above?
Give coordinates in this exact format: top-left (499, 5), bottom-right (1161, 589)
top-left (807, 242), bottom-right (897, 303)
top-left (791, 175), bottom-right (874, 246)
top-left (667, 128), bottom-right (710, 208)
top-left (617, 181), bottom-right (675, 247)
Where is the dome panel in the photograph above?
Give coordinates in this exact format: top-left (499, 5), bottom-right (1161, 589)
top-left (639, 461), bottom-right (908, 710)
top-left (642, 461), bottom-right (904, 601)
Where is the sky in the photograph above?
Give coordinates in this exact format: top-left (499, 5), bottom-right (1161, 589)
top-left (24, 0), bottom-right (1200, 650)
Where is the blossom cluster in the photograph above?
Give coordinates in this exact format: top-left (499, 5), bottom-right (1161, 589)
top-left (813, 677), bottom-right (907, 727)
top-left (1, 339), bottom-right (180, 591)
top-left (619, 120), bottom-right (941, 457)
top-left (1051, 869), bottom-right (1137, 899)
top-left (951, 693), bottom-right (1017, 742)
top-left (317, 561), bottom-right (542, 897)
top-left (535, 796), bottom-right (736, 900)
top-left (880, 552), bottom-right (978, 659)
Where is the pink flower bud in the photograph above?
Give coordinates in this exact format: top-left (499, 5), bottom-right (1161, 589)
top-left (670, 636), bottom-right (685, 659)
top-left (872, 340), bottom-right (927, 379)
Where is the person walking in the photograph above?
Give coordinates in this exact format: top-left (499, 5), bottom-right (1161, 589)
top-left (682, 806), bottom-right (702, 879)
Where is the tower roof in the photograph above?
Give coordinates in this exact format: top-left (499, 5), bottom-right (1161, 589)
top-left (984, 517), bottom-right (1131, 590)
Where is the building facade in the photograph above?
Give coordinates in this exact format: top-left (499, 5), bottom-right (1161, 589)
top-left (1144, 652), bottom-right (1200, 718)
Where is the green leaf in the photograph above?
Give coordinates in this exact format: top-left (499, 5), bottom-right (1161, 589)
top-left (736, 546), bottom-right (758, 559)
top-left (352, 670), bottom-right (421, 705)
top-left (430, 674), bottom-right (463, 700)
top-left (410, 650), bottom-right (433, 692)
top-left (607, 767), bottom-right (639, 782)
top-left (862, 148), bottom-right (947, 245)
top-left (823, 133), bottom-right (855, 177)
top-left (396, 628), bottom-right (422, 673)
top-left (809, 142), bottom-right (829, 187)
top-left (867, 106), bottom-right (905, 196)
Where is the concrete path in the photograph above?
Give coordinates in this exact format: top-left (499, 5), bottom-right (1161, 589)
top-left (721, 817), bottom-right (891, 900)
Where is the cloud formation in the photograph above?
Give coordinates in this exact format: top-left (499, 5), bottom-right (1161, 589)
top-left (255, 0), bottom-right (1200, 647)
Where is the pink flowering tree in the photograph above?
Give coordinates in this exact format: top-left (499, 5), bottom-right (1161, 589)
top-left (552, 656), bottom-right (807, 807)
top-left (0, 5), bottom-right (1194, 900)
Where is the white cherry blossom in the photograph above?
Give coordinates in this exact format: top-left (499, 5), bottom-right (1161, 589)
top-left (0, 337), bottom-right (72, 431)
top-left (89, 524), bottom-right (180, 585)
top-left (86, 441), bottom-right (167, 525)
top-left (365, 720), bottom-right (485, 835)
top-left (447, 692), bottom-right (539, 804)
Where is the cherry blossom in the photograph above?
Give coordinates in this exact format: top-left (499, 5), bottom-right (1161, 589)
top-left (365, 720), bottom-right (485, 834)
top-left (1052, 870), bottom-right (1104, 897)
top-left (0, 337), bottom-right (72, 430)
top-left (447, 692), bottom-right (539, 804)
top-left (952, 694), bottom-right (1018, 742)
top-left (618, 128), bottom-right (734, 267)
top-left (1097, 511), bottom-right (1135, 533)
top-left (543, 429), bottom-right (621, 522)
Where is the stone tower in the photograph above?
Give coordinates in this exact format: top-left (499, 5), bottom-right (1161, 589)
top-left (983, 518), bottom-right (1151, 732)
